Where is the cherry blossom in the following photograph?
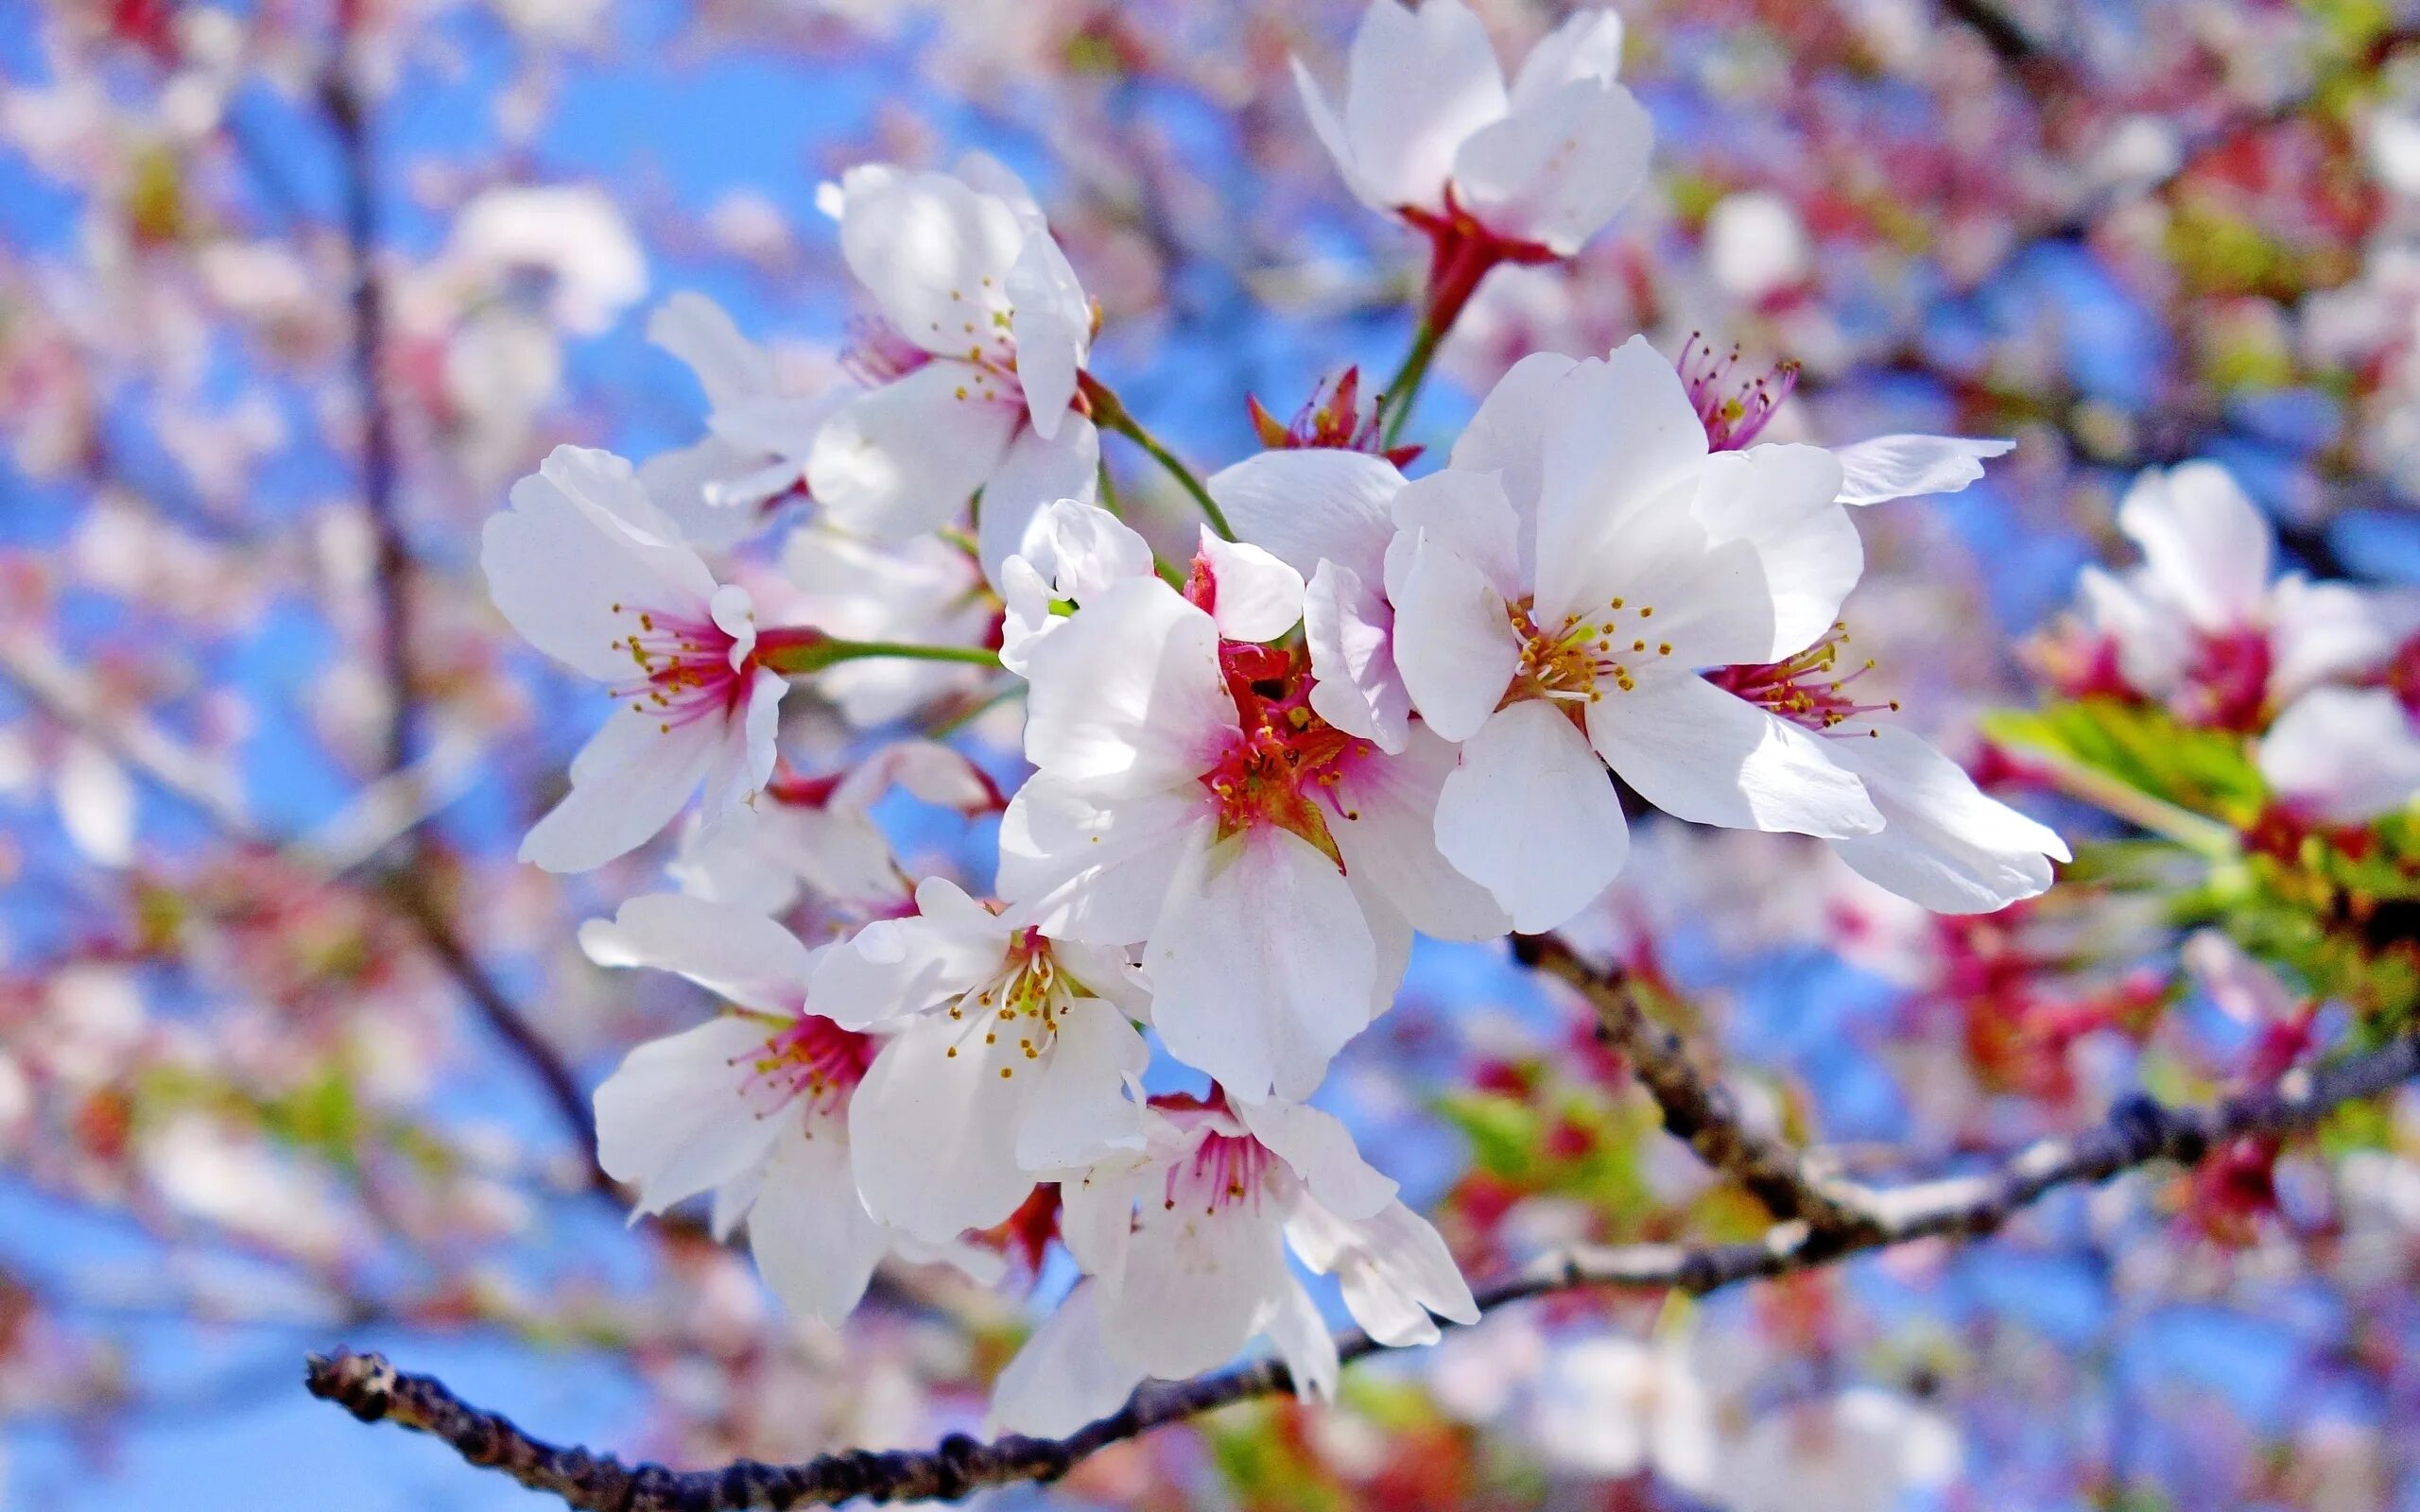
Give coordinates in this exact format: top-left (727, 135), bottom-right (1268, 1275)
top-left (989, 1092), bottom-right (1474, 1435)
top-left (807, 875), bottom-right (1151, 1245)
top-left (806, 161), bottom-right (1099, 580)
top-left (779, 521), bottom-right (994, 727)
top-left (1000, 569), bottom-right (1507, 1101)
top-left (1293, 0), bottom-right (1652, 261)
top-left (637, 293), bottom-right (834, 550)
top-left (2074, 462), bottom-right (2416, 731)
top-left (583, 892), bottom-right (989, 1325)
top-left (1383, 337), bottom-right (1882, 931)
top-left (996, 497), bottom-right (1160, 676)
top-left (480, 445), bottom-right (798, 873)
top-left (1717, 1388), bottom-right (1962, 1512)
top-left (2257, 686), bottom-right (2420, 822)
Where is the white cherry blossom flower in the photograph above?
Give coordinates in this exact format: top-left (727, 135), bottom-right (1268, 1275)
top-left (1383, 338), bottom-right (1882, 932)
top-left (989, 1093), bottom-right (1475, 1435)
top-left (2074, 461), bottom-right (2417, 730)
top-left (638, 292), bottom-right (835, 550)
top-left (1292, 0), bottom-right (1652, 259)
top-left (807, 162), bottom-right (1098, 581)
top-left (1001, 569), bottom-right (1508, 1101)
top-left (807, 875), bottom-right (1150, 1245)
top-left (2257, 685), bottom-right (2420, 822)
top-left (583, 893), bottom-right (985, 1325)
top-left (1716, 1388), bottom-right (1962, 1512)
top-left (997, 497), bottom-right (1159, 676)
top-left (482, 445), bottom-right (798, 873)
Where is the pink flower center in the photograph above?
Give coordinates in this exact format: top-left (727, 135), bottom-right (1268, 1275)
top-left (1677, 334), bottom-right (1799, 453)
top-left (1244, 366), bottom-right (1423, 468)
top-left (838, 314), bottom-right (934, 387)
top-left (1705, 624), bottom-right (1898, 736)
top-left (2178, 627), bottom-right (2273, 733)
top-left (608, 603), bottom-right (752, 734)
top-left (2384, 633), bottom-right (2420, 722)
top-left (736, 1014), bottom-right (875, 1116)
top-left (1200, 643), bottom-right (1372, 864)
top-left (1165, 1128), bottom-right (1275, 1216)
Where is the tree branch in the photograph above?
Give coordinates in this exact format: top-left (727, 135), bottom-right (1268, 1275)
top-left (1514, 933), bottom-right (1878, 1234)
top-left (305, 1024), bottom-right (2420, 1509)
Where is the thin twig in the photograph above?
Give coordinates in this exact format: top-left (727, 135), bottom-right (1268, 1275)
top-left (306, 1026), bottom-right (2420, 1509)
top-left (1514, 934), bottom-right (1877, 1233)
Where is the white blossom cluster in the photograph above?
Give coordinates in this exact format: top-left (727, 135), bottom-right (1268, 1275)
top-left (476, 0), bottom-right (2066, 1434)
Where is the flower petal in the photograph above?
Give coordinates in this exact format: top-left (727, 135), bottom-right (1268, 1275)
top-left (1006, 228), bottom-right (1091, 439)
top-left (988, 1280), bottom-right (1145, 1437)
top-left (848, 1013), bottom-right (1037, 1242)
top-left (977, 416), bottom-right (1101, 589)
top-left (1016, 997), bottom-right (1151, 1173)
top-left (997, 777), bottom-right (1203, 947)
top-left (1234, 1097), bottom-right (1396, 1220)
top-left (2118, 461), bottom-right (2273, 632)
top-left (1305, 559), bottom-right (1411, 752)
top-left (1587, 676), bottom-right (1882, 838)
top-left (579, 891), bottom-right (815, 1014)
top-left (747, 1114), bottom-right (890, 1327)
top-left (1388, 537), bottom-right (1522, 743)
top-left (1208, 447), bottom-right (1404, 584)
top-left (519, 701), bottom-right (720, 872)
top-left (1287, 1194), bottom-right (1478, 1346)
top-left (1196, 530), bottom-right (1306, 642)
top-left (835, 165), bottom-right (1024, 356)
top-left (808, 363), bottom-right (1020, 541)
top-left (1325, 722), bottom-right (1512, 940)
top-left (1452, 77), bottom-right (1652, 255)
top-left (1831, 434), bottom-right (2014, 506)
top-left (1020, 578), bottom-right (1234, 796)
top-left (1145, 826), bottom-right (1376, 1102)
top-left (2259, 687), bottom-right (2420, 822)
top-left (648, 291), bottom-right (775, 411)
top-left (1822, 728), bottom-right (2067, 914)
top-left (1340, 0), bottom-right (1509, 213)
top-left (1435, 700), bottom-right (1630, 933)
top-left (594, 1017), bottom-right (789, 1215)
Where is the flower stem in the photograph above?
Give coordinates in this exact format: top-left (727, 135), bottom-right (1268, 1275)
top-left (759, 635), bottom-right (1001, 676)
top-left (1082, 376), bottom-right (1234, 540)
top-left (2024, 745), bottom-right (2239, 860)
top-left (1377, 317), bottom-right (1446, 447)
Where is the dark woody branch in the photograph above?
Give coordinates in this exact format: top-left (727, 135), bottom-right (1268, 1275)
top-left (305, 1023), bottom-right (2420, 1510)
top-left (1512, 932), bottom-right (1881, 1234)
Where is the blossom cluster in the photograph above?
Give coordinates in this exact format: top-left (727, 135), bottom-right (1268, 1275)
top-left (469, 0), bottom-right (2078, 1430)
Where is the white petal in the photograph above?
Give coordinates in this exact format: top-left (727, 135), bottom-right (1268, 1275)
top-left (1388, 537), bottom-right (1522, 743)
top-left (2269, 577), bottom-right (2420, 703)
top-left (1435, 700), bottom-right (1629, 933)
top-left (1099, 1175), bottom-right (1292, 1380)
top-left (1020, 496), bottom-right (1155, 601)
top-left (1016, 997), bottom-right (1151, 1173)
top-left (1305, 559), bottom-right (1411, 752)
top-left (1287, 1195), bottom-right (1478, 1346)
top-left (747, 1114), bottom-right (890, 1328)
top-left (1196, 530), bottom-right (1306, 642)
top-left (978, 418), bottom-right (1101, 590)
top-left (637, 436), bottom-right (786, 552)
top-left (1831, 434), bottom-right (2014, 506)
top-left (835, 165), bottom-right (1023, 355)
top-left (1291, 54), bottom-right (1377, 208)
top-left (1530, 339), bottom-right (1711, 626)
top-left (519, 704), bottom-right (719, 873)
top-left (808, 364), bottom-right (1019, 541)
top-left (1145, 826), bottom-right (1377, 1102)
top-left (2118, 461), bottom-right (2273, 631)
top-left (482, 446), bottom-right (717, 681)
top-left (1587, 677), bottom-right (1882, 838)
top-left (1341, 0), bottom-right (1510, 213)
top-left (997, 777), bottom-right (1203, 947)
top-left (1688, 444), bottom-right (1860, 661)
top-left (593, 1017), bottom-right (787, 1215)
top-left (1452, 77), bottom-right (1652, 255)
top-left (1234, 1098), bottom-right (1396, 1220)
top-left (1207, 447), bottom-right (1403, 584)
top-left (808, 886), bottom-right (1006, 1031)
top-left (1823, 728), bottom-right (2068, 914)
top-left (579, 892), bottom-right (814, 1014)
top-left (1006, 229), bottom-right (1091, 439)
top-left (1019, 578), bottom-right (1233, 796)
top-left (1265, 1277), bottom-right (1342, 1403)
top-left (2259, 687), bottom-right (2420, 822)
top-left (1509, 8), bottom-right (1624, 103)
top-left (988, 1280), bottom-right (1144, 1437)
top-left (2182, 929), bottom-right (2304, 1026)
top-left (648, 291), bottom-right (775, 411)
top-left (1390, 467), bottom-right (1524, 599)
top-left (849, 1014), bottom-right (1036, 1242)
top-left (1450, 351), bottom-right (1582, 561)
top-left (1325, 723), bottom-right (1512, 940)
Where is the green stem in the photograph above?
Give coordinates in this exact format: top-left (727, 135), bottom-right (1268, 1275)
top-left (2023, 745), bottom-right (2239, 860)
top-left (759, 637), bottom-right (1002, 676)
top-left (1378, 317), bottom-right (1446, 448)
top-left (1087, 380), bottom-right (1234, 540)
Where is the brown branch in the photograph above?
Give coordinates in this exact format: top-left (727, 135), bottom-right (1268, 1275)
top-left (305, 1025), bottom-right (2420, 1509)
top-left (1936, 0), bottom-right (2046, 66)
top-left (1513, 933), bottom-right (1878, 1234)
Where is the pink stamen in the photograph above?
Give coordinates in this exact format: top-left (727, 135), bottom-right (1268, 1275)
top-left (607, 604), bottom-right (750, 733)
top-left (1705, 624), bottom-right (1898, 736)
top-left (1676, 334), bottom-right (1799, 452)
top-left (2178, 627), bottom-right (2273, 733)
top-left (735, 1015), bottom-right (876, 1116)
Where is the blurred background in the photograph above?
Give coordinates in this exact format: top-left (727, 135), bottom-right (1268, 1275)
top-left (8, 0), bottom-right (2420, 1507)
